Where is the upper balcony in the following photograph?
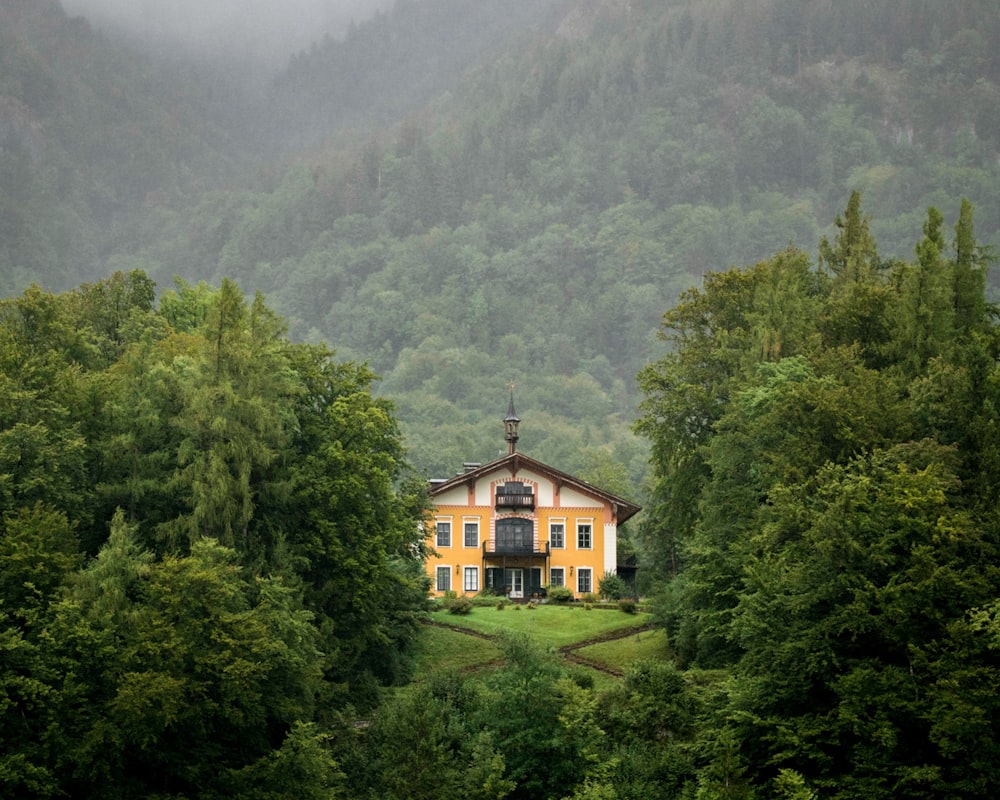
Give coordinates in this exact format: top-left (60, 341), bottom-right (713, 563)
top-left (483, 537), bottom-right (550, 558)
top-left (495, 481), bottom-right (534, 510)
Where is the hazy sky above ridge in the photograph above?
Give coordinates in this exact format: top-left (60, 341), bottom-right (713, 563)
top-left (60, 0), bottom-right (395, 68)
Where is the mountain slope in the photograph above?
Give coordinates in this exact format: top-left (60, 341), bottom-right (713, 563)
top-left (0, 0), bottom-right (256, 293)
top-left (265, 0), bottom-right (562, 152)
top-left (7, 0), bottom-right (1000, 484)
top-left (139, 0), bottom-right (997, 479)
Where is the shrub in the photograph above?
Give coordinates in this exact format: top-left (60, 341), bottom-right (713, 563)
top-left (618, 598), bottom-right (637, 614)
top-left (582, 592), bottom-right (599, 604)
top-left (599, 572), bottom-right (629, 601)
top-left (495, 600), bottom-right (506, 610)
top-left (547, 585), bottom-right (574, 604)
top-left (445, 594), bottom-right (473, 615)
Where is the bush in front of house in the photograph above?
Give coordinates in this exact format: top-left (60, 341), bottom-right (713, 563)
top-left (547, 585), bottom-right (574, 603)
top-left (599, 572), bottom-right (629, 601)
top-left (618, 598), bottom-right (638, 614)
top-left (445, 594), bottom-right (473, 615)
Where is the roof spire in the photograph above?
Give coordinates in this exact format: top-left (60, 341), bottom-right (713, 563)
top-left (504, 383), bottom-right (520, 455)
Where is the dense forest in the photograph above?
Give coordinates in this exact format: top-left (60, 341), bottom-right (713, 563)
top-left (2, 0), bottom-right (999, 480)
top-left (2, 0), bottom-right (1000, 797)
top-left (3, 200), bottom-right (997, 799)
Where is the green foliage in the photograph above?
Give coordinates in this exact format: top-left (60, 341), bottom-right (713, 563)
top-left (617, 598), bottom-right (637, 614)
top-left (446, 594), bottom-right (474, 615)
top-left (0, 276), bottom-right (432, 797)
top-left (598, 572), bottom-right (629, 601)
top-left (637, 196), bottom-right (1000, 796)
top-left (547, 585), bottom-right (574, 603)
top-left (45, 512), bottom-right (326, 798)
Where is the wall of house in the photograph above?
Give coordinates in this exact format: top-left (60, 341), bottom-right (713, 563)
top-left (426, 466), bottom-right (618, 598)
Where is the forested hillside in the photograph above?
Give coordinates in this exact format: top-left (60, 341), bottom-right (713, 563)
top-left (0, 0), bottom-right (256, 296)
top-left (4, 0), bottom-right (999, 481)
top-left (4, 1), bottom-right (1000, 796)
top-left (117, 0), bottom-right (1000, 479)
top-left (0, 272), bottom-right (430, 797)
top-left (633, 193), bottom-right (1000, 797)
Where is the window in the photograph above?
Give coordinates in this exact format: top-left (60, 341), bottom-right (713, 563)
top-left (495, 517), bottom-right (533, 551)
top-left (550, 522), bottom-right (565, 549)
top-left (463, 567), bottom-right (479, 593)
top-left (577, 568), bottom-right (592, 594)
top-left (486, 567), bottom-right (504, 592)
top-left (464, 521), bottom-right (479, 548)
top-left (436, 566), bottom-right (451, 592)
top-left (435, 521), bottom-right (451, 548)
top-left (549, 567), bottom-right (564, 587)
top-left (577, 522), bottom-right (592, 549)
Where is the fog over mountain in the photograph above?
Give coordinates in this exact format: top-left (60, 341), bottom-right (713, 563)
top-left (60, 0), bottom-right (394, 70)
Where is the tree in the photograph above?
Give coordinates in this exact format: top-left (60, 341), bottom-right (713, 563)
top-left (51, 511), bottom-right (327, 799)
top-left (887, 206), bottom-right (955, 374)
top-left (818, 190), bottom-right (879, 285)
top-left (0, 504), bottom-right (81, 611)
top-left (637, 200), bottom-right (998, 795)
top-left (951, 198), bottom-right (989, 334)
top-left (472, 634), bottom-right (603, 800)
top-left (284, 345), bottom-right (430, 701)
top-left (167, 280), bottom-right (299, 550)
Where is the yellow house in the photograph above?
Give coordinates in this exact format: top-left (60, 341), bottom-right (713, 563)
top-left (425, 397), bottom-right (640, 599)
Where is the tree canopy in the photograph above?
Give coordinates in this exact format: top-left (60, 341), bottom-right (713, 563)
top-left (637, 195), bottom-right (1000, 797)
top-left (0, 274), bottom-right (429, 798)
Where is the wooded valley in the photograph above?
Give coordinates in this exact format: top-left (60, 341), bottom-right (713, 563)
top-left (2, 0), bottom-right (999, 797)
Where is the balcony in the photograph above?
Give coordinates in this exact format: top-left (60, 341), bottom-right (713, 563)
top-left (483, 537), bottom-right (550, 558)
top-left (495, 482), bottom-right (534, 510)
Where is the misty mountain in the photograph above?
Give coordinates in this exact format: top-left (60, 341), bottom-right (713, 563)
top-left (264, 0), bottom-right (561, 152)
top-left (3, 0), bottom-right (1000, 480)
top-left (59, 0), bottom-right (394, 73)
top-left (0, 0), bottom-right (257, 294)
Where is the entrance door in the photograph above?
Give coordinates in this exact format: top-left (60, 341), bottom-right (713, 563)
top-left (509, 569), bottom-right (524, 599)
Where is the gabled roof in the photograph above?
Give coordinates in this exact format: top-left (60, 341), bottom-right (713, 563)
top-left (429, 451), bottom-right (641, 525)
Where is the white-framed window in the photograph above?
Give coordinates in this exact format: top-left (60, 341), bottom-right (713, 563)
top-left (464, 520), bottom-right (479, 548)
top-left (550, 521), bottom-right (565, 549)
top-left (436, 520), bottom-right (451, 548)
top-left (549, 567), bottom-right (565, 587)
top-left (463, 566), bottom-right (479, 593)
top-left (436, 566), bottom-right (451, 592)
top-left (577, 522), bottom-right (592, 550)
top-left (577, 567), bottom-right (592, 594)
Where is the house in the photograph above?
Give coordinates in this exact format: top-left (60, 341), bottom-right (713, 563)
top-left (425, 396), bottom-right (641, 599)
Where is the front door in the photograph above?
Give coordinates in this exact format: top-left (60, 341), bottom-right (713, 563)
top-left (510, 569), bottom-right (524, 599)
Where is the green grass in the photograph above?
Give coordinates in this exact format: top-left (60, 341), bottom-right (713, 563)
top-left (573, 627), bottom-right (670, 673)
top-left (411, 623), bottom-right (503, 676)
top-left (430, 603), bottom-right (654, 648)
top-left (412, 605), bottom-right (665, 685)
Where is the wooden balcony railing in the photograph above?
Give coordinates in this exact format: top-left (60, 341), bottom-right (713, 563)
top-left (483, 538), bottom-right (550, 557)
top-left (495, 492), bottom-right (535, 510)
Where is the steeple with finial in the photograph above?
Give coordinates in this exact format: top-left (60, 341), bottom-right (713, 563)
top-left (504, 383), bottom-right (520, 455)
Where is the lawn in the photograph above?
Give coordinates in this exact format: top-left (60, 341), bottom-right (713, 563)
top-left (413, 604), bottom-right (664, 684)
top-left (428, 604), bottom-right (654, 649)
top-left (573, 627), bottom-right (670, 673)
top-left (411, 623), bottom-right (503, 676)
